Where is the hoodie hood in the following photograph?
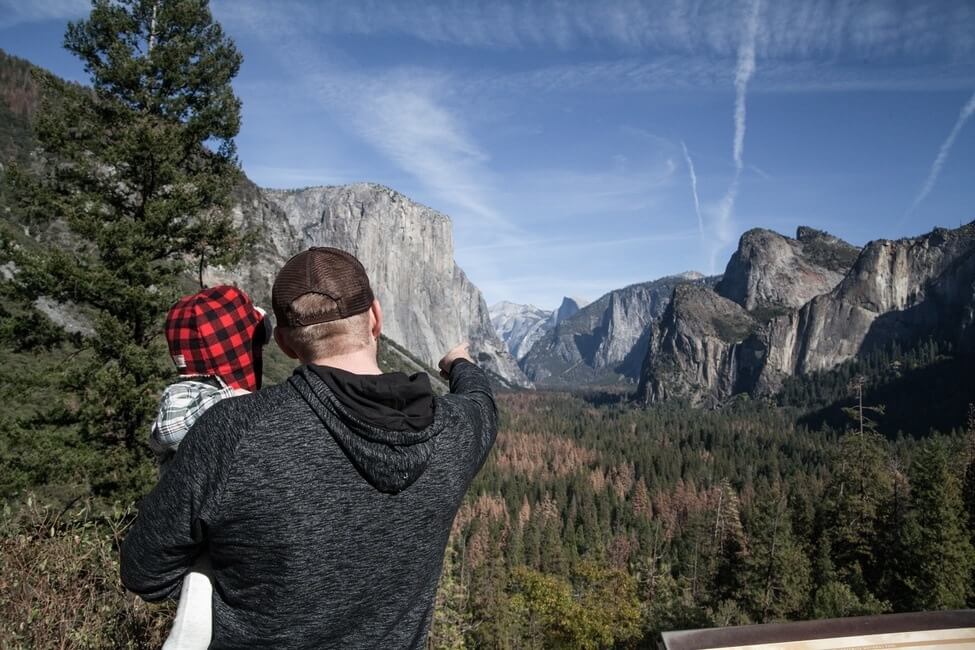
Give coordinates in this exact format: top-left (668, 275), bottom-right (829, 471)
top-left (288, 366), bottom-right (446, 494)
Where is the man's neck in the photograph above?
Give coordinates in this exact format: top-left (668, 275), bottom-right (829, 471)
top-left (306, 347), bottom-right (382, 375)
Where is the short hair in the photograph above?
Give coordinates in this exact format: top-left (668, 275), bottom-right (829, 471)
top-left (278, 293), bottom-right (372, 361)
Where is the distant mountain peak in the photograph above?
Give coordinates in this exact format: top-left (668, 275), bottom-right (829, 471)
top-left (489, 301), bottom-right (555, 361)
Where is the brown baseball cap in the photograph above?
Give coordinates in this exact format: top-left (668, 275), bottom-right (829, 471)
top-left (272, 247), bottom-right (375, 327)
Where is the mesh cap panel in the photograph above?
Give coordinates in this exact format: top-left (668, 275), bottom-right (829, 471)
top-left (272, 247), bottom-right (374, 327)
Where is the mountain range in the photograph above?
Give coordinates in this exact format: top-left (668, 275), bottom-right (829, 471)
top-left (3, 48), bottom-right (973, 410)
top-left (517, 272), bottom-right (712, 387)
top-left (490, 220), bottom-right (974, 421)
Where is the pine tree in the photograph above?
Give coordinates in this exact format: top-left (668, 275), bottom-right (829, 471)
top-left (428, 539), bottom-right (472, 650)
top-left (820, 380), bottom-right (892, 600)
top-left (1, 0), bottom-right (250, 497)
top-left (898, 441), bottom-right (974, 610)
top-left (962, 405), bottom-right (975, 545)
top-left (738, 486), bottom-right (811, 622)
top-left (963, 405), bottom-right (975, 607)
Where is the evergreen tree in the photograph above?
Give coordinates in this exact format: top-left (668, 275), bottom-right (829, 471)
top-left (962, 405), bottom-right (975, 546)
top-left (1, 0), bottom-right (250, 497)
top-left (963, 405), bottom-right (975, 607)
top-left (428, 539), bottom-right (472, 650)
top-left (738, 486), bottom-right (811, 622)
top-left (819, 383), bottom-right (892, 600)
top-left (899, 441), bottom-right (974, 610)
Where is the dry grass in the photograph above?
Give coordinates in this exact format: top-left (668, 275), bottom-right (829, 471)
top-left (0, 497), bottom-right (173, 649)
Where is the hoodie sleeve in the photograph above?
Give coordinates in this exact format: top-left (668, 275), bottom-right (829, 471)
top-left (121, 401), bottom-right (240, 601)
top-left (447, 359), bottom-right (499, 469)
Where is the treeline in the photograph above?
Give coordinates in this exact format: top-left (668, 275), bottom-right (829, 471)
top-left (427, 391), bottom-right (975, 649)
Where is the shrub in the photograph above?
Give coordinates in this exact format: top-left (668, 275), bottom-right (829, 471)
top-left (0, 496), bottom-right (172, 648)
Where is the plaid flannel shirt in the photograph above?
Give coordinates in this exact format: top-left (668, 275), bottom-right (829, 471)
top-left (150, 378), bottom-right (236, 457)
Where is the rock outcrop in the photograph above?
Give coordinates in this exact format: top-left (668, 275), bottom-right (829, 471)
top-left (641, 284), bottom-right (762, 405)
top-left (208, 181), bottom-right (530, 387)
top-left (715, 227), bottom-right (860, 316)
top-left (490, 301), bottom-right (550, 361)
top-left (755, 223), bottom-right (975, 395)
top-left (548, 296), bottom-right (588, 327)
top-left (521, 273), bottom-right (709, 386)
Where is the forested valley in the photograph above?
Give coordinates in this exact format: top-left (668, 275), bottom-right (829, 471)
top-left (427, 341), bottom-right (975, 648)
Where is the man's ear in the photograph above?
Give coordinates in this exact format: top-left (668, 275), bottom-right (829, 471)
top-left (370, 299), bottom-right (382, 340)
top-left (274, 327), bottom-right (299, 360)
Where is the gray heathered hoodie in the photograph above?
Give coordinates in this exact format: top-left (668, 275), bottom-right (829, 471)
top-left (121, 359), bottom-right (497, 649)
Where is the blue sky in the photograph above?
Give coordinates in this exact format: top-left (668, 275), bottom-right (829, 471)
top-left (2, 1), bottom-right (974, 309)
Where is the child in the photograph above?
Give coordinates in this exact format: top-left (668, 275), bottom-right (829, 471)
top-left (150, 285), bottom-right (271, 650)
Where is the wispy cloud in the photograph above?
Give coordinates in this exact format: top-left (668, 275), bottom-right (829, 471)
top-left (457, 229), bottom-right (699, 255)
top-left (270, 40), bottom-right (520, 235)
top-left (467, 57), bottom-right (975, 99)
top-left (497, 160), bottom-right (676, 221)
top-left (219, 0), bottom-right (975, 61)
top-left (0, 0), bottom-right (87, 29)
top-left (681, 141), bottom-right (704, 235)
top-left (350, 80), bottom-right (513, 230)
top-left (907, 89), bottom-right (975, 216)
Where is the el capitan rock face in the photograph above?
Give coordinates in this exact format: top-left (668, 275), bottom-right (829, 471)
top-left (208, 181), bottom-right (530, 387)
top-left (640, 222), bottom-right (975, 405)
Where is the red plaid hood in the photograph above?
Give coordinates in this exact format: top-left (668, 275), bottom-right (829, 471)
top-left (165, 286), bottom-right (269, 392)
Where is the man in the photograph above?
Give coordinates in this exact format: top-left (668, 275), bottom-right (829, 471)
top-left (121, 247), bottom-right (498, 648)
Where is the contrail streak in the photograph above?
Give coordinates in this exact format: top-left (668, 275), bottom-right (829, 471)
top-left (712, 0), bottom-right (761, 272)
top-left (733, 0), bottom-right (761, 172)
top-left (681, 140), bottom-right (704, 234)
top-left (908, 89), bottom-right (975, 216)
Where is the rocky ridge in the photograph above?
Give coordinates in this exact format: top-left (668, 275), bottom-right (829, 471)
top-left (640, 223), bottom-right (975, 405)
top-left (756, 223), bottom-right (975, 395)
top-left (715, 227), bottom-right (860, 317)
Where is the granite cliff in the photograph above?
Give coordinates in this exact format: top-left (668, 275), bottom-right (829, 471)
top-left (206, 181), bottom-right (530, 387)
top-left (756, 223), bottom-right (975, 395)
top-left (715, 227), bottom-right (860, 317)
top-left (640, 223), bottom-right (975, 405)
